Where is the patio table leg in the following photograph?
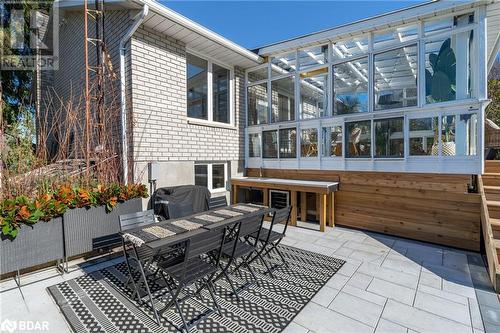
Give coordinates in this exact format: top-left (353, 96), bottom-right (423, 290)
top-left (232, 185), bottom-right (238, 204)
top-left (315, 194), bottom-right (320, 221)
top-left (263, 188), bottom-right (269, 207)
top-left (329, 193), bottom-right (335, 227)
top-left (319, 194), bottom-right (327, 232)
top-left (290, 190), bottom-right (297, 226)
top-left (300, 192), bottom-right (307, 222)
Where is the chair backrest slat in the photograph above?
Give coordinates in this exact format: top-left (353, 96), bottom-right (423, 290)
top-left (187, 225), bottom-right (227, 260)
top-left (270, 206), bottom-right (292, 236)
top-left (238, 213), bottom-right (265, 238)
top-left (208, 196), bottom-right (228, 210)
top-left (119, 210), bottom-right (156, 231)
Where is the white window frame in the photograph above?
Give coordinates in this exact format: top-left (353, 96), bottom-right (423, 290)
top-left (244, 7), bottom-right (485, 174)
top-left (186, 50), bottom-right (235, 128)
top-left (194, 162), bottom-right (228, 193)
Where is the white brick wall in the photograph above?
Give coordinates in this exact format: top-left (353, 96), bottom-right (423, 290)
top-left (129, 26), bottom-right (245, 165)
top-left (44, 11), bottom-right (247, 186)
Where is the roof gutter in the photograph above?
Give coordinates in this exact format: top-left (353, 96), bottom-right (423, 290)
top-left (133, 0), bottom-right (262, 64)
top-left (119, 4), bottom-right (149, 185)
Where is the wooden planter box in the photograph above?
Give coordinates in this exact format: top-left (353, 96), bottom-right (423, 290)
top-left (0, 217), bottom-right (64, 275)
top-left (63, 198), bottom-right (142, 258)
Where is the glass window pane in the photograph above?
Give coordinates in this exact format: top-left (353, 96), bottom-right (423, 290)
top-left (213, 64), bottom-right (230, 123)
top-left (441, 115), bottom-right (456, 156)
top-left (456, 113), bottom-right (477, 156)
top-left (333, 57), bottom-right (369, 115)
top-left (322, 126), bottom-right (343, 157)
top-left (332, 36), bottom-right (369, 61)
top-left (374, 45), bottom-right (418, 110)
top-left (247, 83), bottom-right (268, 125)
top-left (301, 128), bottom-right (318, 157)
top-left (247, 67), bottom-right (268, 83)
top-left (374, 117), bottom-right (404, 158)
top-left (187, 53), bottom-right (208, 120)
top-left (195, 164), bottom-right (208, 187)
top-left (248, 133), bottom-right (261, 157)
top-left (279, 128), bottom-right (296, 158)
top-left (212, 164), bottom-right (225, 189)
top-left (425, 31), bottom-right (474, 104)
top-left (346, 120), bottom-right (371, 158)
top-left (271, 76), bottom-right (295, 122)
top-left (299, 45), bottom-right (328, 70)
top-left (373, 25), bottom-right (418, 50)
top-left (262, 130), bottom-right (278, 158)
top-left (409, 117), bottom-right (438, 156)
top-left (300, 69), bottom-right (328, 119)
top-left (271, 52), bottom-right (296, 77)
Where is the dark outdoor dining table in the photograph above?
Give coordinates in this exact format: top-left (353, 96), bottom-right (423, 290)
top-left (120, 203), bottom-right (274, 251)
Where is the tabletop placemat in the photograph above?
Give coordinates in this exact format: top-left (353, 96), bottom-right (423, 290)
top-left (170, 219), bottom-right (203, 231)
top-left (143, 226), bottom-right (175, 239)
top-left (122, 220), bottom-right (200, 247)
top-left (212, 209), bottom-right (244, 217)
top-left (232, 204), bottom-right (263, 212)
top-left (193, 214), bottom-right (225, 223)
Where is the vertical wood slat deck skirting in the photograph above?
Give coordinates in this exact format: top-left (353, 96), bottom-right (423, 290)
top-left (245, 168), bottom-right (481, 251)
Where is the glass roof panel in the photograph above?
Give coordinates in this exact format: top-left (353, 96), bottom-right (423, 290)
top-left (373, 24), bottom-right (418, 50)
top-left (332, 36), bottom-right (369, 61)
top-left (298, 45), bottom-right (328, 70)
top-left (271, 52), bottom-right (296, 77)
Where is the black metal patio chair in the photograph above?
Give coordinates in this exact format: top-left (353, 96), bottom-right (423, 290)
top-left (207, 195), bottom-right (228, 210)
top-left (156, 224), bottom-right (228, 332)
top-left (119, 210), bottom-right (163, 323)
top-left (248, 206), bottom-right (292, 278)
top-left (218, 212), bottom-right (265, 300)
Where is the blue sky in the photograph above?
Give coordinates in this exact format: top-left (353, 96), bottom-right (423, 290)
top-left (162, 1), bottom-right (426, 49)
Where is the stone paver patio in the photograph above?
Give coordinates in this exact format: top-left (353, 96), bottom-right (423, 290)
top-left (1, 223), bottom-right (500, 333)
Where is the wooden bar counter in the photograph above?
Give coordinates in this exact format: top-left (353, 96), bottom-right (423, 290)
top-left (231, 177), bottom-right (339, 232)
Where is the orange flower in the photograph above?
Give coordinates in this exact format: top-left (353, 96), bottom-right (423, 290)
top-left (34, 200), bottom-right (42, 209)
top-left (78, 190), bottom-right (91, 202)
top-left (41, 193), bottom-right (51, 201)
top-left (58, 185), bottom-right (72, 196)
top-left (18, 206), bottom-right (31, 220)
top-left (109, 196), bottom-right (118, 207)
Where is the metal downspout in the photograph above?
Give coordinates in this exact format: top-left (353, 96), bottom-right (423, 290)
top-left (119, 5), bottom-right (149, 184)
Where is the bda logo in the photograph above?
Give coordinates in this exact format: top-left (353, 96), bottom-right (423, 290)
top-left (0, 319), bottom-right (17, 333)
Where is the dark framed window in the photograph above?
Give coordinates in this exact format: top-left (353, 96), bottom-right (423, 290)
top-left (213, 64), bottom-right (230, 123)
top-left (279, 128), bottom-right (297, 158)
top-left (301, 128), bottom-right (318, 157)
top-left (346, 120), bottom-right (371, 158)
top-left (194, 164), bottom-right (208, 187)
top-left (262, 130), bottom-right (278, 158)
top-left (187, 53), bottom-right (208, 120)
top-left (374, 117), bottom-right (404, 158)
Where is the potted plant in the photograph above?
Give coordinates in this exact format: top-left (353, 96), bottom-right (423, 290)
top-left (63, 183), bottom-right (145, 258)
top-left (0, 183), bottom-right (148, 275)
top-left (0, 195), bottom-right (65, 275)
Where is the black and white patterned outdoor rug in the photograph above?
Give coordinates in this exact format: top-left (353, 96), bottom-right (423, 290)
top-left (47, 245), bottom-right (344, 333)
